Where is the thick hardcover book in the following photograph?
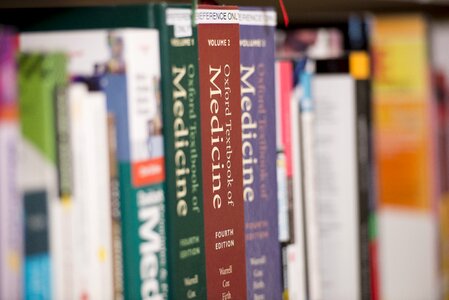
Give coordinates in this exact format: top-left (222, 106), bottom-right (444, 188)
top-left (19, 52), bottom-right (68, 300)
top-left (371, 15), bottom-right (438, 300)
top-left (153, 5), bottom-right (207, 299)
top-left (20, 29), bottom-right (165, 300)
top-left (239, 7), bottom-right (282, 300)
top-left (0, 29), bottom-right (21, 300)
top-left (196, 5), bottom-right (247, 299)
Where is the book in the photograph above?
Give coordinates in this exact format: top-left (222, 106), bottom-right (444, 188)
top-left (294, 58), bottom-right (321, 300)
top-left (153, 5), bottom-right (207, 299)
top-left (68, 82), bottom-right (113, 300)
top-left (287, 64), bottom-right (308, 300)
top-left (239, 7), bottom-right (282, 300)
top-left (106, 112), bottom-right (123, 300)
top-left (20, 28), bottom-right (165, 300)
top-left (0, 28), bottom-right (21, 300)
top-left (275, 60), bottom-right (292, 245)
top-left (370, 14), bottom-right (438, 300)
top-left (196, 5), bottom-right (247, 299)
top-left (430, 20), bottom-right (449, 299)
top-left (312, 63), bottom-right (359, 300)
top-left (18, 52), bottom-right (68, 300)
top-left (312, 54), bottom-right (372, 300)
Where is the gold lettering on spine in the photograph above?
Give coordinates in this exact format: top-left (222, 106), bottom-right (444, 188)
top-left (209, 65), bottom-right (223, 209)
top-left (173, 65), bottom-right (190, 216)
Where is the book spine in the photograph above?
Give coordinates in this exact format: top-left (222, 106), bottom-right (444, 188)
top-left (91, 91), bottom-right (114, 299)
top-left (350, 51), bottom-right (373, 300)
top-left (371, 15), bottom-right (437, 300)
top-left (278, 61), bottom-right (295, 244)
top-left (107, 113), bottom-right (124, 300)
top-left (275, 61), bottom-right (290, 244)
top-left (312, 73), bottom-right (359, 299)
top-left (68, 83), bottom-right (89, 300)
top-left (53, 75), bottom-right (76, 300)
top-left (197, 6), bottom-right (247, 299)
top-left (298, 68), bottom-right (321, 300)
top-left (239, 8), bottom-right (282, 300)
top-left (289, 76), bottom-right (308, 300)
top-left (23, 191), bottom-right (52, 300)
top-left (156, 5), bottom-right (207, 299)
top-left (0, 30), bottom-right (21, 300)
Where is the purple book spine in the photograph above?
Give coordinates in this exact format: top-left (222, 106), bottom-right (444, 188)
top-left (0, 28), bottom-right (21, 300)
top-left (239, 8), bottom-right (282, 300)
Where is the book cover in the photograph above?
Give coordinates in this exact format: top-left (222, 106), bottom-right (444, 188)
top-left (21, 29), bottom-right (166, 300)
top-left (196, 6), bottom-right (247, 299)
top-left (19, 52), bottom-right (68, 300)
top-left (371, 15), bottom-right (438, 300)
top-left (239, 7), bottom-right (282, 300)
top-left (0, 28), bottom-right (21, 300)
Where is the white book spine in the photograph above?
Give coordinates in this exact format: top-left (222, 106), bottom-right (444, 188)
top-left (312, 75), bottom-right (359, 300)
top-left (296, 83), bottom-right (322, 300)
top-left (289, 87), bottom-right (308, 300)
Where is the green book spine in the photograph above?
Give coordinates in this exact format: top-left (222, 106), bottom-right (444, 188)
top-left (153, 4), bottom-right (207, 300)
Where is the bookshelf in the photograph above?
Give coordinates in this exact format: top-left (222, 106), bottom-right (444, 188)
top-left (2, 0), bottom-right (449, 23)
top-left (0, 1), bottom-right (446, 300)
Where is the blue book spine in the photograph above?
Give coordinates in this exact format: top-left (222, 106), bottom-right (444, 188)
top-left (239, 7), bottom-right (282, 300)
top-left (24, 191), bottom-right (52, 300)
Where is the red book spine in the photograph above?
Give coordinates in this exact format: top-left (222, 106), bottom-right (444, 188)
top-left (197, 5), bottom-right (247, 300)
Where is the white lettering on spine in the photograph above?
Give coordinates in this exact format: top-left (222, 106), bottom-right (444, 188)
top-left (240, 64), bottom-right (258, 202)
top-left (138, 190), bottom-right (164, 300)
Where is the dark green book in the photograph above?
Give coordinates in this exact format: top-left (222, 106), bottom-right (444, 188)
top-left (152, 6), bottom-right (207, 300)
top-left (15, 4), bottom-right (207, 299)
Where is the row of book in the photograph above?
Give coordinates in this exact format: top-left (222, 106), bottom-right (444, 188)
top-left (276, 14), bottom-right (449, 300)
top-left (0, 3), bottom-right (447, 300)
top-left (0, 3), bottom-right (281, 300)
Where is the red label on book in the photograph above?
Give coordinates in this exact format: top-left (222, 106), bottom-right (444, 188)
top-left (132, 157), bottom-right (165, 187)
top-left (197, 5), bottom-right (247, 300)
